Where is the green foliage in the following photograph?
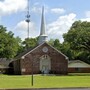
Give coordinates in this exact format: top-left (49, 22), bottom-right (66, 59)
top-left (64, 21), bottom-right (90, 51)
top-left (48, 39), bottom-right (62, 51)
top-left (60, 42), bottom-right (74, 60)
top-left (22, 37), bottom-right (38, 50)
top-left (48, 39), bottom-right (54, 46)
top-left (15, 37), bottom-right (24, 56)
top-left (63, 21), bottom-right (90, 63)
top-left (0, 25), bottom-right (20, 59)
top-left (0, 25), bottom-right (39, 58)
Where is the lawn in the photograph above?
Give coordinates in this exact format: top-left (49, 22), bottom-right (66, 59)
top-left (0, 73), bottom-right (90, 89)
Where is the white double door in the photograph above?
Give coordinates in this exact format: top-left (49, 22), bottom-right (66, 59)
top-left (42, 65), bottom-right (49, 74)
top-left (40, 55), bottom-right (51, 74)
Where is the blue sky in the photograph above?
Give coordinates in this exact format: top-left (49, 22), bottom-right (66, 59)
top-left (0, 0), bottom-right (90, 42)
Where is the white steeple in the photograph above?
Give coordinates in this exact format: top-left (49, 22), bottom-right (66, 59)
top-left (38, 6), bottom-right (48, 45)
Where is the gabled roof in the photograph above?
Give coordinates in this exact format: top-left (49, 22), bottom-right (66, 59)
top-left (45, 42), bottom-right (68, 59)
top-left (68, 60), bottom-right (90, 68)
top-left (16, 42), bottom-right (68, 60)
top-left (15, 46), bottom-right (36, 59)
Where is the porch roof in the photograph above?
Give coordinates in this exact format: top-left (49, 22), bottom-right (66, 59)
top-left (68, 60), bottom-right (90, 68)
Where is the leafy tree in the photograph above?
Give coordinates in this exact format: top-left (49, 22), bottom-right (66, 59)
top-left (53, 39), bottom-right (62, 50)
top-left (48, 39), bottom-right (54, 46)
top-left (64, 21), bottom-right (90, 52)
top-left (60, 42), bottom-right (74, 60)
top-left (15, 37), bottom-right (24, 55)
top-left (0, 25), bottom-right (20, 59)
top-left (63, 21), bottom-right (90, 63)
top-left (48, 39), bottom-right (62, 51)
top-left (22, 37), bottom-right (38, 50)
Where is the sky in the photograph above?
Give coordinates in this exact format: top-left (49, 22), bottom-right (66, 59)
top-left (0, 0), bottom-right (90, 43)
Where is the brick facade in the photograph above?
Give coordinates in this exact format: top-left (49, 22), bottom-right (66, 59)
top-left (68, 68), bottom-right (90, 73)
top-left (13, 42), bottom-right (68, 75)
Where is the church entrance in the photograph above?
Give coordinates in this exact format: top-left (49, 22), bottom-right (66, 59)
top-left (40, 55), bottom-right (51, 74)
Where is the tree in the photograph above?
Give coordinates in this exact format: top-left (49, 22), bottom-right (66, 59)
top-left (22, 37), bottom-right (38, 50)
top-left (15, 37), bottom-right (24, 56)
top-left (60, 42), bottom-right (74, 60)
top-left (64, 21), bottom-right (90, 52)
top-left (48, 39), bottom-right (54, 46)
top-left (0, 25), bottom-right (20, 59)
top-left (63, 21), bottom-right (90, 63)
top-left (48, 39), bottom-right (62, 51)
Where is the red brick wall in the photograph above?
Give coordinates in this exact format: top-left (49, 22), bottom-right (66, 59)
top-left (68, 68), bottom-right (90, 73)
top-left (20, 43), bottom-right (68, 75)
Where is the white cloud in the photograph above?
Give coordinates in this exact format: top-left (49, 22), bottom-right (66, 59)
top-left (51, 8), bottom-right (65, 14)
top-left (47, 13), bottom-right (76, 42)
top-left (85, 11), bottom-right (90, 18)
top-left (81, 18), bottom-right (90, 22)
top-left (0, 0), bottom-right (27, 16)
top-left (14, 20), bottom-right (38, 40)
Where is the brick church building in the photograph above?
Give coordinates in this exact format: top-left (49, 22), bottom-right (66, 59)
top-left (9, 7), bottom-right (68, 75)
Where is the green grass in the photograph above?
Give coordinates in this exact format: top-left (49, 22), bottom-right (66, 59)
top-left (0, 73), bottom-right (90, 89)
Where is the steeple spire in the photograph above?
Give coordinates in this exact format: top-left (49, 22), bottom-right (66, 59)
top-left (40, 6), bottom-right (45, 35)
top-left (38, 6), bottom-right (48, 45)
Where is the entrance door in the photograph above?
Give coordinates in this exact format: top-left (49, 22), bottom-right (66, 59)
top-left (40, 55), bottom-right (51, 74)
top-left (42, 65), bottom-right (49, 74)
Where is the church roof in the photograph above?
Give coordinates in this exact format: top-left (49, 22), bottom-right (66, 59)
top-left (15, 46), bottom-right (36, 60)
top-left (15, 42), bottom-right (68, 60)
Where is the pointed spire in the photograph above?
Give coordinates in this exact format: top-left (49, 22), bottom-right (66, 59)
top-left (38, 6), bottom-right (48, 45)
top-left (40, 6), bottom-right (45, 35)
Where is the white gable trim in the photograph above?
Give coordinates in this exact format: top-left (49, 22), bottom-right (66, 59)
top-left (21, 42), bottom-right (68, 60)
top-left (21, 42), bottom-right (46, 59)
top-left (46, 43), bottom-right (68, 60)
